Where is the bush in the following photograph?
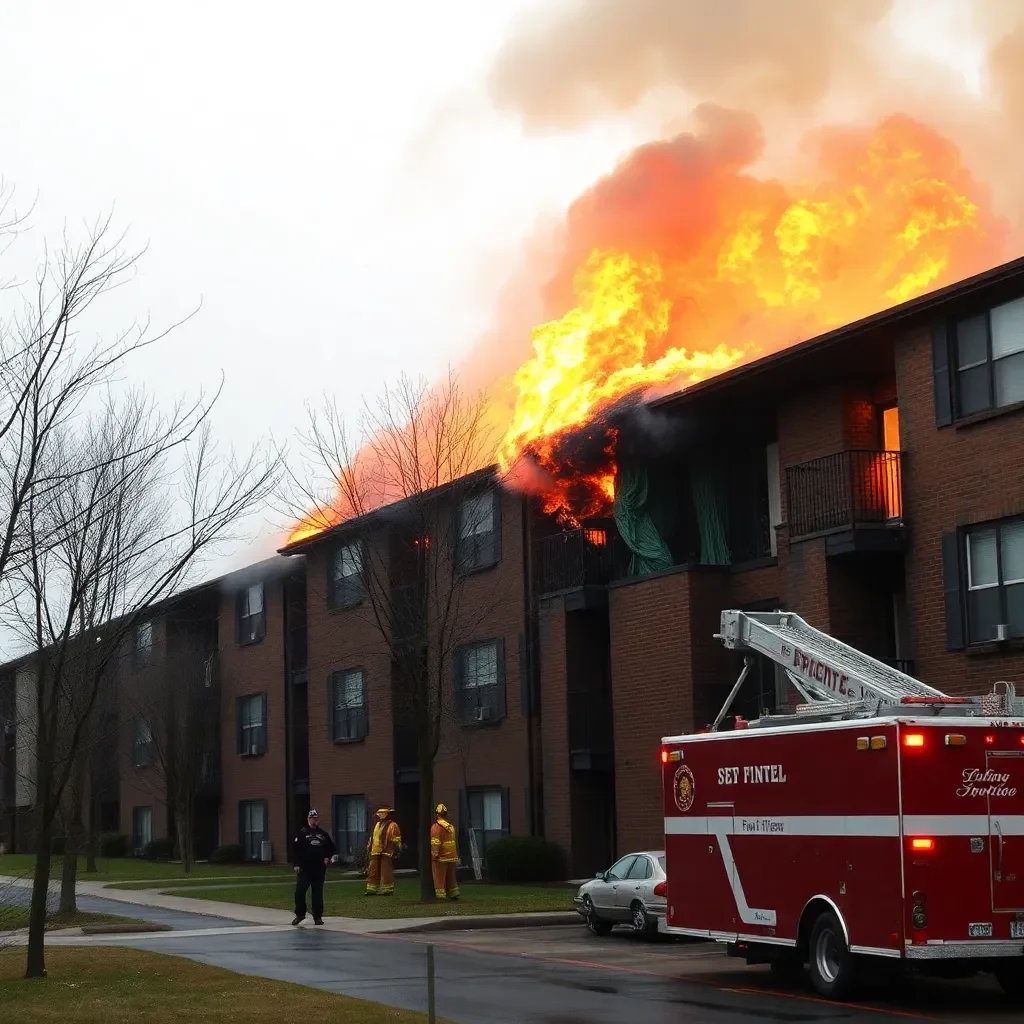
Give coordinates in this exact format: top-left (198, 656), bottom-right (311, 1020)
top-left (100, 833), bottom-right (128, 858)
top-left (209, 843), bottom-right (244, 864)
top-left (484, 836), bottom-right (566, 883)
top-left (142, 837), bottom-right (175, 861)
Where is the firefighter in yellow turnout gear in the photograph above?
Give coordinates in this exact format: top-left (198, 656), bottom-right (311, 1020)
top-left (430, 803), bottom-right (459, 900)
top-left (365, 806), bottom-right (402, 895)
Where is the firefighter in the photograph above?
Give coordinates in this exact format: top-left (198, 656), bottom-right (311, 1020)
top-left (430, 803), bottom-right (459, 900)
top-left (365, 805), bottom-right (402, 895)
top-left (291, 808), bottom-right (336, 926)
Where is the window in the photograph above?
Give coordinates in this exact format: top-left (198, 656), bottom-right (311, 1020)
top-left (132, 716), bottom-right (154, 768)
top-left (134, 620), bottom-right (153, 666)
top-left (626, 855), bottom-right (653, 880)
top-left (329, 542), bottom-right (364, 608)
top-left (239, 800), bottom-right (267, 861)
top-left (456, 639), bottom-right (505, 724)
top-left (332, 794), bottom-right (368, 863)
top-left (965, 519), bottom-right (1024, 642)
top-left (953, 297), bottom-right (1024, 417)
top-left (132, 806), bottom-right (152, 856)
top-left (237, 583), bottom-right (266, 644)
top-left (603, 854), bottom-right (637, 881)
top-left (463, 787), bottom-right (508, 859)
top-left (456, 490), bottom-right (500, 573)
top-left (329, 668), bottom-right (368, 742)
top-left (237, 694), bottom-right (267, 756)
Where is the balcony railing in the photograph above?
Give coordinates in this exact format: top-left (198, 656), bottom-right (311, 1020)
top-left (537, 527), bottom-right (629, 595)
top-left (786, 449), bottom-right (903, 540)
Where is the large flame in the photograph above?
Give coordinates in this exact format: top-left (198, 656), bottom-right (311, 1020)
top-left (287, 113), bottom-right (1003, 545)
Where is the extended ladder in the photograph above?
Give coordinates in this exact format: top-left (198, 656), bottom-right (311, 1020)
top-left (711, 609), bottom-right (1024, 729)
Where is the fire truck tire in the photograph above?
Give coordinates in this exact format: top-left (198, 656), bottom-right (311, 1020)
top-left (808, 910), bottom-right (857, 1000)
top-left (994, 960), bottom-right (1024, 1001)
top-left (630, 900), bottom-right (658, 938)
top-left (582, 896), bottom-right (613, 937)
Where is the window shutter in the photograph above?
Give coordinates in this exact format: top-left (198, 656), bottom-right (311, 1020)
top-left (496, 638), bottom-right (507, 719)
top-left (501, 787), bottom-right (511, 835)
top-left (517, 632), bottom-right (532, 717)
top-left (932, 320), bottom-right (953, 427)
top-left (490, 489), bottom-right (503, 566)
top-left (327, 673), bottom-right (335, 743)
top-left (454, 647), bottom-right (466, 723)
top-left (238, 803), bottom-right (245, 849)
top-left (326, 550), bottom-right (336, 609)
top-left (260, 693), bottom-right (268, 753)
top-left (941, 532), bottom-right (965, 650)
top-left (359, 672), bottom-right (369, 739)
top-left (236, 698), bottom-right (243, 755)
top-left (453, 503), bottom-right (467, 575)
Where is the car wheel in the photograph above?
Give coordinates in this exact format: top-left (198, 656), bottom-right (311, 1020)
top-left (994, 960), bottom-right (1024, 1002)
top-left (630, 900), bottom-right (658, 938)
top-left (583, 895), bottom-right (613, 937)
top-left (807, 910), bottom-right (857, 1000)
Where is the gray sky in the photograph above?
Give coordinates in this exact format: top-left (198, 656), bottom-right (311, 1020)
top-left (0, 1), bottom-right (988, 587)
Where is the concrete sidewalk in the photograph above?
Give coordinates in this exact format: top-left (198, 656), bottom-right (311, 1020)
top-left (0, 873), bottom-right (579, 935)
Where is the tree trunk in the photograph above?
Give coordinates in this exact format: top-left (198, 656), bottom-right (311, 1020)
top-left (176, 794), bottom-right (194, 873)
top-left (85, 794), bottom-right (97, 874)
top-left (417, 739), bottom-right (435, 904)
top-left (25, 815), bottom-right (53, 978)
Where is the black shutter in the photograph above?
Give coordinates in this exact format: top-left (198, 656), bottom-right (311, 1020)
top-left (490, 488), bottom-right (503, 567)
top-left (501, 787), bottom-right (511, 835)
top-left (454, 646), bottom-right (466, 723)
top-left (235, 591), bottom-right (244, 644)
top-left (517, 632), bottom-right (532, 717)
top-left (932, 320), bottom-right (953, 427)
top-left (235, 698), bottom-right (243, 755)
top-left (941, 532), bottom-right (966, 650)
top-left (260, 693), bottom-right (268, 753)
top-left (327, 673), bottom-right (335, 743)
top-left (238, 803), bottom-right (245, 851)
top-left (326, 548), bottom-right (336, 609)
top-left (496, 638), bottom-right (507, 719)
top-left (453, 502), bottom-right (467, 575)
top-left (359, 671), bottom-right (369, 739)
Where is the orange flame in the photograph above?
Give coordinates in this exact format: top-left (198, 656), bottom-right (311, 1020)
top-left (288, 114), bottom-right (1003, 544)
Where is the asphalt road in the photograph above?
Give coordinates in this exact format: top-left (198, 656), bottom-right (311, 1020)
top-left (44, 923), bottom-right (1019, 1024)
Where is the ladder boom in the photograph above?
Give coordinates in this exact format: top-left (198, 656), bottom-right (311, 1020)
top-left (717, 610), bottom-right (946, 707)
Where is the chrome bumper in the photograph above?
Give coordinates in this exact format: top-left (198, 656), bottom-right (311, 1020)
top-left (904, 940), bottom-right (1024, 960)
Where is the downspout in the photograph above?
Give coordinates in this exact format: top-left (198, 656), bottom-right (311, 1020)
top-left (520, 494), bottom-right (542, 836)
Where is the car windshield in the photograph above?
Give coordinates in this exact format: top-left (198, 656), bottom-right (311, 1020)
top-left (658, 857), bottom-right (666, 872)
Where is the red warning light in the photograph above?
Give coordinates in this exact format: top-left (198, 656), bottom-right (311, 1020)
top-left (910, 838), bottom-right (936, 852)
top-left (661, 749), bottom-right (668, 764)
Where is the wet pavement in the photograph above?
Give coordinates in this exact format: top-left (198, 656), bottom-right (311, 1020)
top-left (40, 923), bottom-right (1019, 1023)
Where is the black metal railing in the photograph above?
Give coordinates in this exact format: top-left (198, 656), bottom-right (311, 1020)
top-left (567, 690), bottom-right (612, 756)
top-left (786, 450), bottom-right (903, 539)
top-left (537, 527), bottom-right (629, 594)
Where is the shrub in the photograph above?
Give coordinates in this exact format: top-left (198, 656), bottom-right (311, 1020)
top-left (142, 837), bottom-right (176, 861)
top-left (484, 836), bottom-right (566, 883)
top-left (99, 833), bottom-right (128, 858)
top-left (209, 843), bottom-right (244, 864)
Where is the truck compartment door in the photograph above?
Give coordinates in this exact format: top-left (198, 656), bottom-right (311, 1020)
top-left (988, 751), bottom-right (1024, 914)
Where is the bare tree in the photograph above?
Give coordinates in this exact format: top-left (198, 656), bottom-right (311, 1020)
top-left (0, 217), bottom-right (281, 979)
top-left (291, 372), bottom-right (503, 902)
top-left (122, 626), bottom-right (220, 873)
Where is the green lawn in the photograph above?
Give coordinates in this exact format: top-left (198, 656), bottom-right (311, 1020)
top-left (0, 855), bottom-right (292, 884)
top-left (178, 877), bottom-right (575, 918)
top-left (0, 908), bottom-right (143, 933)
top-left (0, 947), bottom-right (437, 1023)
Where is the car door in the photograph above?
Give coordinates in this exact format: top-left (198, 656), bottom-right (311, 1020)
top-left (593, 855), bottom-right (636, 917)
top-left (618, 855), bottom-right (653, 914)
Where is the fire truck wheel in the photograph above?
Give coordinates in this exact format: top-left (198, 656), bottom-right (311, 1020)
top-left (630, 901), bottom-right (658, 938)
top-left (808, 910), bottom-right (856, 1000)
top-left (994, 960), bottom-right (1024, 1001)
top-left (582, 896), bottom-right (613, 937)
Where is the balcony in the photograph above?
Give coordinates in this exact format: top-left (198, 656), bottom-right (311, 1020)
top-left (537, 527), bottom-right (629, 595)
top-left (567, 691), bottom-right (613, 771)
top-left (785, 449), bottom-right (906, 555)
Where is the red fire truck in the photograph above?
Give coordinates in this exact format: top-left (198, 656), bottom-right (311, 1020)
top-left (662, 610), bottom-right (1024, 1001)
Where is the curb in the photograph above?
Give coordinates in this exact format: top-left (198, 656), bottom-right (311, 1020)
top-left (81, 922), bottom-right (173, 935)
top-left (389, 912), bottom-right (580, 933)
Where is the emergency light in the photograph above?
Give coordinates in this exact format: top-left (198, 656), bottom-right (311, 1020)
top-left (902, 733), bottom-right (925, 748)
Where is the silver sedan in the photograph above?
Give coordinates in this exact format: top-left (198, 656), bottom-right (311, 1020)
top-left (573, 850), bottom-right (666, 938)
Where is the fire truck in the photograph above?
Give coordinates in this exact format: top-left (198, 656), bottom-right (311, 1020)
top-left (661, 609), bottom-right (1024, 1001)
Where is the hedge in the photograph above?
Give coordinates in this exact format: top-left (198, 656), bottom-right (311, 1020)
top-left (484, 835), bottom-right (566, 883)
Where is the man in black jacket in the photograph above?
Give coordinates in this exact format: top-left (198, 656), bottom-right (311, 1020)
top-left (291, 808), bottom-right (336, 925)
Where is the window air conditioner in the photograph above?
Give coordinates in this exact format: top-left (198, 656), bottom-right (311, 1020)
top-left (249, 743), bottom-right (259, 757)
top-left (474, 706), bottom-right (492, 723)
top-left (996, 623), bottom-right (1010, 642)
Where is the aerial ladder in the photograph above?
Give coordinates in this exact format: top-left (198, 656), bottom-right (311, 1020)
top-left (710, 609), bottom-right (1024, 731)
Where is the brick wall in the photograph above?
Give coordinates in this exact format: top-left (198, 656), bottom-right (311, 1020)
top-left (218, 577), bottom-right (289, 859)
top-left (895, 323), bottom-right (1024, 692)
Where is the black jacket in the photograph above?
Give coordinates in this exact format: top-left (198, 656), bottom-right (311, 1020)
top-left (292, 826), bottom-right (337, 872)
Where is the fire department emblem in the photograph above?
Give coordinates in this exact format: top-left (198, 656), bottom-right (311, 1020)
top-left (673, 764), bottom-right (695, 813)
